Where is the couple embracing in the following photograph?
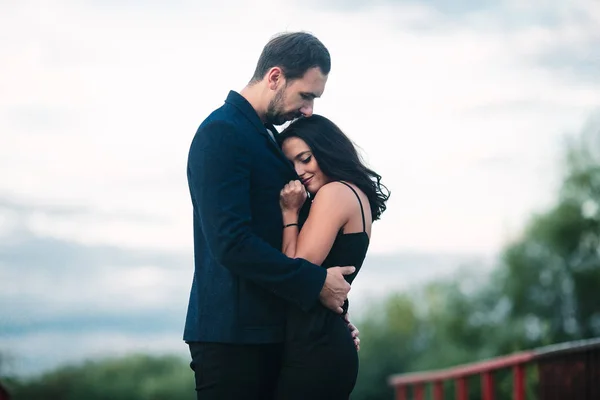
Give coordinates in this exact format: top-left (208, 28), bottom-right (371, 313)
top-left (184, 31), bottom-right (389, 400)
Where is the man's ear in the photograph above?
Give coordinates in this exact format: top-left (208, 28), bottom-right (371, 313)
top-left (266, 67), bottom-right (285, 90)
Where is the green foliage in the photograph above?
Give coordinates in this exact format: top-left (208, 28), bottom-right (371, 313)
top-left (498, 115), bottom-right (600, 345)
top-left (352, 293), bottom-right (421, 400)
top-left (4, 354), bottom-right (195, 400)
top-left (351, 114), bottom-right (600, 399)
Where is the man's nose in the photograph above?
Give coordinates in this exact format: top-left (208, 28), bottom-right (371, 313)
top-left (300, 104), bottom-right (313, 118)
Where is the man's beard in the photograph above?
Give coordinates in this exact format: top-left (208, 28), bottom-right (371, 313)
top-left (265, 88), bottom-right (300, 126)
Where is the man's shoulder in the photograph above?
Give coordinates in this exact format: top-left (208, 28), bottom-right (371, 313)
top-left (194, 103), bottom-right (244, 136)
top-left (190, 106), bottom-right (252, 152)
top-left (199, 104), bottom-right (237, 130)
top-left (199, 95), bottom-right (251, 128)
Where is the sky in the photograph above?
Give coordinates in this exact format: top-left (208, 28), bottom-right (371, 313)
top-left (1, 0), bottom-right (599, 376)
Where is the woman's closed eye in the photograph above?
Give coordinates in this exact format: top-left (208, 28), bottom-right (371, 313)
top-left (300, 156), bottom-right (312, 164)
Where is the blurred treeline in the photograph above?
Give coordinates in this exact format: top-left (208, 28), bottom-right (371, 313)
top-left (2, 115), bottom-right (599, 400)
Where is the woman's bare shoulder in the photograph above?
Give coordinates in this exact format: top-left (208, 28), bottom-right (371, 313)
top-left (312, 181), bottom-right (360, 210)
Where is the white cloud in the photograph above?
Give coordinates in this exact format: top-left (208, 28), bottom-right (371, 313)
top-left (2, 264), bottom-right (187, 321)
top-left (1, 0), bottom-right (599, 258)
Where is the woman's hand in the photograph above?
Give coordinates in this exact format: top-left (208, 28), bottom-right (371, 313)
top-left (280, 180), bottom-right (307, 215)
top-left (344, 312), bottom-right (361, 352)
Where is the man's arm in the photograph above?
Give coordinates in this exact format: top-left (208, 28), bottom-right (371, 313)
top-left (188, 121), bottom-right (329, 311)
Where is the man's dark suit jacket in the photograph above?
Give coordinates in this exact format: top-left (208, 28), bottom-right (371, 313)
top-left (183, 91), bottom-right (327, 344)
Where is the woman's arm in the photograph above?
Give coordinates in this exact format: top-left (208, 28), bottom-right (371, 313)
top-left (280, 181), bottom-right (353, 265)
top-left (282, 211), bottom-right (301, 258)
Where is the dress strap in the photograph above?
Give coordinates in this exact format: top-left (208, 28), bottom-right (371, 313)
top-left (337, 181), bottom-right (366, 233)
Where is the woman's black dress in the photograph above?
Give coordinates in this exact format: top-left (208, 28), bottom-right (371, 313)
top-left (276, 181), bottom-right (370, 400)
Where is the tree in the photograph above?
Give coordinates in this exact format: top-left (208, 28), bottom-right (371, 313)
top-left (498, 114), bottom-right (600, 346)
top-left (5, 354), bottom-right (195, 400)
top-left (352, 113), bottom-right (600, 399)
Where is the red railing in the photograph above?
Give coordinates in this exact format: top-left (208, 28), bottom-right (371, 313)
top-left (388, 338), bottom-right (600, 400)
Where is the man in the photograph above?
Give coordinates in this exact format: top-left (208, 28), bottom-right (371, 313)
top-left (184, 32), bottom-right (357, 399)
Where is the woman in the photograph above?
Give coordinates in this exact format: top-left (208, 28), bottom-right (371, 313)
top-left (274, 115), bottom-right (389, 399)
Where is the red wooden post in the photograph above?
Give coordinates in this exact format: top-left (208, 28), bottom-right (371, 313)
top-left (414, 383), bottom-right (425, 400)
top-left (433, 381), bottom-right (444, 400)
top-left (513, 364), bottom-right (525, 400)
top-left (456, 377), bottom-right (468, 400)
top-left (482, 371), bottom-right (494, 400)
top-left (395, 385), bottom-right (407, 400)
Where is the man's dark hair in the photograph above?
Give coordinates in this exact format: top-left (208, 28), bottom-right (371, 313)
top-left (250, 32), bottom-right (331, 83)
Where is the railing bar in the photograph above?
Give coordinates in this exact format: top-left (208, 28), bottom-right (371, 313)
top-left (415, 383), bottom-right (425, 400)
top-left (395, 385), bottom-right (407, 400)
top-left (456, 377), bottom-right (468, 400)
top-left (481, 371), bottom-right (494, 400)
top-left (513, 364), bottom-right (525, 400)
top-left (433, 380), bottom-right (444, 400)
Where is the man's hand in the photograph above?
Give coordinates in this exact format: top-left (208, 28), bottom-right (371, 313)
top-left (319, 266), bottom-right (355, 314)
top-left (344, 312), bottom-right (360, 352)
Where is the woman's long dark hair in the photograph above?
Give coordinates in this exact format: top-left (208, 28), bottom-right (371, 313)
top-left (278, 115), bottom-right (390, 221)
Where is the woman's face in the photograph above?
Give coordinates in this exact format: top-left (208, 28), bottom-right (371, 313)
top-left (282, 137), bottom-right (330, 195)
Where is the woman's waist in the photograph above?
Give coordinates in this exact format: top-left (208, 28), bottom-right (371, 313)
top-left (285, 305), bottom-right (346, 340)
